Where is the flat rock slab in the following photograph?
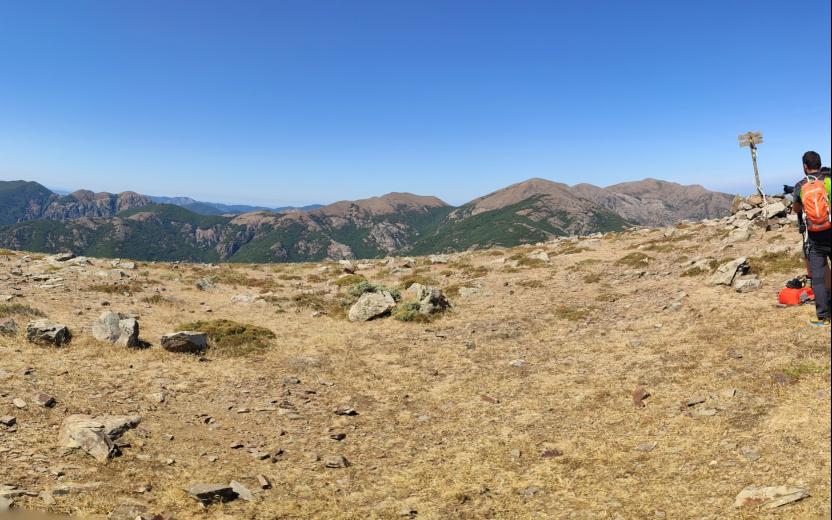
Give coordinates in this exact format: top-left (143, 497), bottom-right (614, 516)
top-left (348, 291), bottom-right (395, 322)
top-left (161, 331), bottom-right (207, 354)
top-left (734, 485), bottom-right (809, 509)
top-left (186, 483), bottom-right (238, 504)
top-left (58, 414), bottom-right (141, 463)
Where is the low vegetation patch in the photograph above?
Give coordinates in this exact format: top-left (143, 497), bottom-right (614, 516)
top-left (582, 272), bottom-right (601, 283)
top-left (176, 319), bottom-right (276, 357)
top-left (0, 303), bottom-right (45, 318)
top-left (681, 267), bottom-right (704, 277)
top-left (748, 252), bottom-right (803, 275)
top-left (212, 269), bottom-right (277, 289)
top-left (141, 293), bottom-right (168, 304)
top-left (782, 360), bottom-right (828, 380)
top-left (392, 301), bottom-right (432, 322)
top-left (347, 281), bottom-right (401, 301)
top-left (554, 304), bottom-right (597, 321)
top-left (399, 274), bottom-right (437, 289)
top-left (333, 274), bottom-right (367, 287)
top-left (615, 252), bottom-right (652, 268)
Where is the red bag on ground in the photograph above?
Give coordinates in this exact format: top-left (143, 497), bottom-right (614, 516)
top-left (778, 287), bottom-right (815, 305)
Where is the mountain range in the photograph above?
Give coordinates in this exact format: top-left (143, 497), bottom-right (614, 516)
top-left (0, 178), bottom-right (734, 262)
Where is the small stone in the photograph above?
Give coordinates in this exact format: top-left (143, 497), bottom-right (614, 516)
top-left (324, 455), bottom-right (350, 468)
top-left (635, 442), bottom-right (657, 452)
top-left (696, 407), bottom-right (718, 416)
top-left (329, 433), bottom-right (347, 441)
top-left (509, 359), bottom-right (526, 367)
top-left (686, 396), bottom-right (706, 407)
top-left (36, 393), bottom-right (56, 407)
top-left (108, 503), bottom-right (148, 520)
top-left (727, 349), bottom-right (743, 359)
top-left (740, 447), bottom-right (761, 461)
top-left (257, 474), bottom-right (271, 489)
top-left (0, 416), bottom-right (16, 426)
top-left (334, 406), bottom-right (358, 416)
top-left (628, 338), bottom-right (643, 348)
top-left (632, 387), bottom-right (650, 408)
top-left (12, 398), bottom-right (26, 409)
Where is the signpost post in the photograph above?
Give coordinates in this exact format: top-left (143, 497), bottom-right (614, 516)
top-left (738, 131), bottom-right (768, 224)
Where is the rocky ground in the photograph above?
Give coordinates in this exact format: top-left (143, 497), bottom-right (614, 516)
top-left (0, 204), bottom-right (829, 519)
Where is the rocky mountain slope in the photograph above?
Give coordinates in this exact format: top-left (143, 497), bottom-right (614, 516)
top-left (0, 181), bottom-right (152, 225)
top-left (0, 209), bottom-right (827, 518)
top-left (0, 178), bottom-right (733, 262)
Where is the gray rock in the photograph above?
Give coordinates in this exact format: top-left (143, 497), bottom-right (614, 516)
top-left (195, 277), bottom-right (216, 291)
top-left (12, 398), bottom-right (26, 409)
top-left (324, 455), bottom-right (350, 468)
top-left (230, 480), bottom-right (254, 501)
top-left (734, 485), bottom-right (809, 509)
top-left (49, 252), bottom-right (75, 262)
top-left (734, 276), bottom-right (762, 293)
top-left (635, 442), bottom-right (657, 452)
top-left (160, 331), bottom-right (207, 354)
top-left (418, 288), bottom-right (451, 315)
top-left (348, 291), bottom-right (396, 322)
top-left (0, 317), bottom-right (17, 335)
top-left (108, 503), bottom-right (148, 520)
top-left (26, 320), bottom-right (71, 346)
top-left (91, 312), bottom-right (140, 347)
top-left (185, 483), bottom-right (238, 504)
top-left (726, 227), bottom-right (753, 243)
top-left (406, 283), bottom-right (429, 301)
top-left (709, 257), bottom-right (748, 286)
top-left (428, 254), bottom-right (449, 264)
top-left (58, 414), bottom-right (141, 463)
top-left (763, 201), bottom-right (788, 218)
top-left (0, 416), bottom-right (16, 426)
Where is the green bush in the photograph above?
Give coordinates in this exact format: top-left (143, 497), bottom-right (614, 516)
top-left (176, 319), bottom-right (276, 357)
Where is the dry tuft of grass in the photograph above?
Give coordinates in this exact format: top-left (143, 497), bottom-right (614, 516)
top-left (399, 274), bottom-right (437, 289)
top-left (554, 304), bottom-right (597, 321)
top-left (582, 272), bottom-right (601, 283)
top-left (517, 279), bottom-right (544, 289)
top-left (749, 251), bottom-right (803, 275)
top-left (86, 280), bottom-right (146, 295)
top-left (0, 303), bottom-right (46, 318)
top-left (176, 319), bottom-right (276, 357)
top-left (615, 252), bottom-right (652, 268)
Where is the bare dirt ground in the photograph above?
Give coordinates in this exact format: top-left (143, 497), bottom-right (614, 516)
top-left (1, 221), bottom-right (829, 519)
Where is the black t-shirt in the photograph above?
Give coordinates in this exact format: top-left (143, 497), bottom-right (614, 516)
top-left (795, 174), bottom-right (832, 245)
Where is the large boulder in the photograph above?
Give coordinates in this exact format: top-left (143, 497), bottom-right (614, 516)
top-left (26, 320), bottom-right (71, 346)
top-left (763, 201), bottom-right (788, 218)
top-left (161, 331), bottom-right (207, 354)
top-left (91, 312), bottom-right (140, 347)
top-left (58, 414), bottom-right (141, 463)
top-left (348, 291), bottom-right (396, 322)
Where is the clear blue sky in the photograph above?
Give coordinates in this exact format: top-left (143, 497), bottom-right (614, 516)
top-left (1, 1), bottom-right (829, 206)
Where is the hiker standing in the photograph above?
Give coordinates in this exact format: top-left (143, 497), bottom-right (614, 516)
top-left (792, 152), bottom-right (832, 326)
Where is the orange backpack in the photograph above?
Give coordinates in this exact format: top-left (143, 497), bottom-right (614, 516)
top-left (800, 176), bottom-right (832, 232)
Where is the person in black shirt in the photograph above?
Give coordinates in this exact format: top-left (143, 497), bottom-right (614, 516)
top-left (793, 151), bottom-right (832, 325)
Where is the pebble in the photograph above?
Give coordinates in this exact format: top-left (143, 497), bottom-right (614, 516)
top-left (12, 398), bottom-right (26, 409)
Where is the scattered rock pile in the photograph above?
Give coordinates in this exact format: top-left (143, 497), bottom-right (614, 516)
top-left (724, 193), bottom-right (794, 242)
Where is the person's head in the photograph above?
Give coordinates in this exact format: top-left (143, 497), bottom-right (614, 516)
top-left (802, 151), bottom-right (821, 174)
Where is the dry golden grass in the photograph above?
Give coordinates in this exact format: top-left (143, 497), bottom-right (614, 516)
top-left (0, 224), bottom-right (829, 519)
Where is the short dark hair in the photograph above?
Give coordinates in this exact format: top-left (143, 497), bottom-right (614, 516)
top-left (803, 151), bottom-right (821, 170)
